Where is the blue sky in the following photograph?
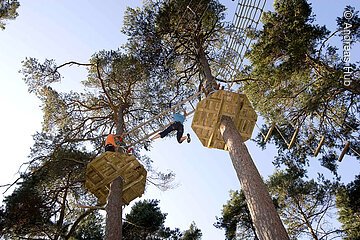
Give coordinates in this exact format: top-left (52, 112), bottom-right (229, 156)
top-left (0, 0), bottom-right (359, 239)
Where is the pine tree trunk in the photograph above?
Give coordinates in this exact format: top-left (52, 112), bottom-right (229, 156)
top-left (197, 38), bottom-right (287, 239)
top-left (105, 177), bottom-right (123, 240)
top-left (198, 45), bottom-right (218, 94)
top-left (220, 116), bottom-right (289, 240)
top-left (105, 107), bottom-right (125, 240)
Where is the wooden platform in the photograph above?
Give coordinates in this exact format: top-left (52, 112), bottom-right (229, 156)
top-left (85, 152), bottom-right (147, 205)
top-left (191, 90), bottom-right (257, 150)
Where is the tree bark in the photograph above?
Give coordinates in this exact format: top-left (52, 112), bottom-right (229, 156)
top-left (54, 173), bottom-right (71, 240)
top-left (105, 177), bottom-right (123, 240)
top-left (220, 116), bottom-right (289, 240)
top-left (198, 45), bottom-right (218, 94)
top-left (105, 107), bottom-right (125, 240)
top-left (196, 31), bottom-right (288, 239)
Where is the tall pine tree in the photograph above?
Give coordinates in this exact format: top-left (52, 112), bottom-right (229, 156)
top-left (7, 49), bottom-right (181, 239)
top-left (245, 0), bottom-right (359, 174)
top-left (123, 1), bottom-right (289, 239)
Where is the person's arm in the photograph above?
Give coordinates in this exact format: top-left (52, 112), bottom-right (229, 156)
top-left (114, 135), bottom-right (125, 146)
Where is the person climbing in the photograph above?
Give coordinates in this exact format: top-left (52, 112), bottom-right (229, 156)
top-left (105, 133), bottom-right (133, 154)
top-left (150, 110), bottom-right (191, 145)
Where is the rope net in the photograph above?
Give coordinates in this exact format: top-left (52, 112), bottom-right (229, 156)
top-left (216, 0), bottom-right (266, 89)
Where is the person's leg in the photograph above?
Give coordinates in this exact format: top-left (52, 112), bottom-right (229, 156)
top-left (147, 126), bottom-right (175, 151)
top-left (152, 123), bottom-right (176, 140)
top-left (176, 123), bottom-right (186, 143)
top-left (176, 124), bottom-right (191, 144)
top-left (150, 133), bottom-right (161, 140)
top-left (105, 144), bottom-right (115, 152)
top-left (179, 133), bottom-right (190, 143)
top-left (179, 135), bottom-right (187, 143)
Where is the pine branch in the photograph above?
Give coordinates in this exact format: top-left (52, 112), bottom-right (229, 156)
top-left (1, 177), bottom-right (22, 194)
top-left (55, 61), bottom-right (94, 70)
top-left (64, 209), bottom-right (95, 240)
top-left (215, 77), bottom-right (259, 83)
top-left (317, 29), bottom-right (341, 60)
top-left (95, 60), bottom-right (117, 110)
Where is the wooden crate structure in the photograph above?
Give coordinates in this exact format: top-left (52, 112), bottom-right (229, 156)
top-left (85, 152), bottom-right (147, 205)
top-left (191, 90), bottom-right (257, 150)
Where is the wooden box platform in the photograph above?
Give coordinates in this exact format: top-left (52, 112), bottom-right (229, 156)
top-left (191, 90), bottom-right (257, 150)
top-left (85, 152), bottom-right (147, 205)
